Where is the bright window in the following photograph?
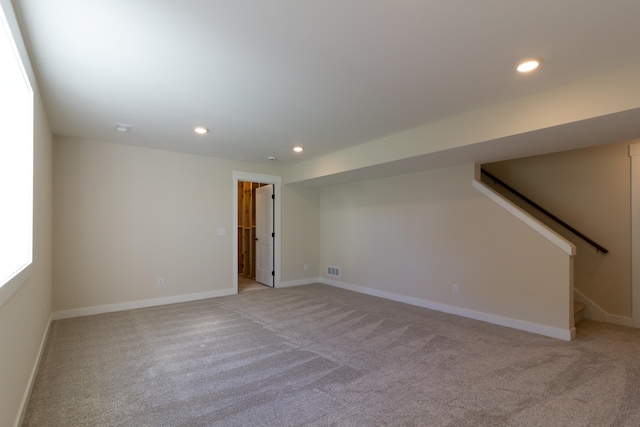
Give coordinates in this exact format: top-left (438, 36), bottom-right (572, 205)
top-left (0, 2), bottom-right (34, 306)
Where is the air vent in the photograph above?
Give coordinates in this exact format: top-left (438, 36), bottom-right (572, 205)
top-left (327, 266), bottom-right (340, 277)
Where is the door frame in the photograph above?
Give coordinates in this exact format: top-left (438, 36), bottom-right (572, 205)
top-left (630, 143), bottom-right (640, 327)
top-left (232, 171), bottom-right (282, 293)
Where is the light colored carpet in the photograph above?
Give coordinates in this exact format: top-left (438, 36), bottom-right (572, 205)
top-left (23, 284), bottom-right (640, 426)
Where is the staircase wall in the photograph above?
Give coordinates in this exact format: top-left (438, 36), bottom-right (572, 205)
top-left (319, 163), bottom-right (574, 340)
top-left (483, 140), bottom-right (634, 319)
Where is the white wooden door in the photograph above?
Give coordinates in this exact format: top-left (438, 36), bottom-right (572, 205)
top-left (255, 184), bottom-right (274, 286)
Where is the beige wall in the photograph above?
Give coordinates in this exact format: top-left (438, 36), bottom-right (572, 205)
top-left (281, 183), bottom-right (320, 282)
top-left (483, 141), bottom-right (633, 318)
top-left (0, 95), bottom-right (53, 427)
top-left (53, 137), bottom-right (320, 312)
top-left (318, 163), bottom-right (573, 333)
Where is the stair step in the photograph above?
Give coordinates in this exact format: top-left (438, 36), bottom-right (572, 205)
top-left (574, 302), bottom-right (586, 324)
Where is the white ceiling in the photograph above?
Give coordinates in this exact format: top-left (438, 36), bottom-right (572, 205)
top-left (14, 0), bottom-right (640, 166)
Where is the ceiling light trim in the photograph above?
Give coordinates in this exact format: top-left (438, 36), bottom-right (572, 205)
top-left (517, 57), bottom-right (543, 73)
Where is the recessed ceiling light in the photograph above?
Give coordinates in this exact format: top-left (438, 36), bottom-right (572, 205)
top-left (293, 146), bottom-right (303, 153)
top-left (517, 58), bottom-right (543, 73)
top-left (194, 126), bottom-right (209, 135)
top-left (268, 156), bottom-right (277, 161)
top-left (115, 123), bottom-right (132, 133)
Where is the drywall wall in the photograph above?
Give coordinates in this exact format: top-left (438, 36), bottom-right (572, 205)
top-left (318, 163), bottom-right (573, 336)
top-left (53, 137), bottom-right (318, 312)
top-left (483, 140), bottom-right (633, 318)
top-left (281, 183), bottom-right (320, 284)
top-left (0, 94), bottom-right (53, 427)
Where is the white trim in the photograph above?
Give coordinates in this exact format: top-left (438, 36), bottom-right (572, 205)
top-left (232, 171), bottom-right (282, 293)
top-left (321, 278), bottom-right (574, 341)
top-left (574, 288), bottom-right (633, 327)
top-left (0, 0), bottom-right (34, 308)
top-left (472, 178), bottom-right (575, 256)
top-left (608, 314), bottom-right (634, 328)
top-left (15, 314), bottom-right (51, 427)
top-left (51, 289), bottom-right (234, 320)
top-left (0, 263), bottom-right (32, 307)
top-left (279, 278), bottom-right (319, 288)
top-left (629, 143), bottom-right (640, 327)
top-left (629, 143), bottom-right (640, 157)
top-left (0, 0), bottom-right (37, 87)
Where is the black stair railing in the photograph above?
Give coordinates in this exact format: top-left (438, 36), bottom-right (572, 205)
top-left (481, 169), bottom-right (609, 254)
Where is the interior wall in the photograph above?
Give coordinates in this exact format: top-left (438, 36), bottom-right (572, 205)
top-left (483, 140), bottom-right (633, 318)
top-left (281, 183), bottom-right (320, 283)
top-left (0, 94), bottom-right (53, 427)
top-left (318, 163), bottom-right (572, 333)
top-left (52, 137), bottom-right (286, 312)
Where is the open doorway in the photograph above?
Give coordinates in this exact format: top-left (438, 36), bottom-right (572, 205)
top-left (237, 181), bottom-right (273, 292)
top-left (232, 171), bottom-right (282, 294)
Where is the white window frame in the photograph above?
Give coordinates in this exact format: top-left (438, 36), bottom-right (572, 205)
top-left (0, 0), bottom-right (35, 306)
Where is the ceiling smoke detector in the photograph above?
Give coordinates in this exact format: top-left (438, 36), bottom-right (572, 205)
top-left (115, 123), bottom-right (132, 133)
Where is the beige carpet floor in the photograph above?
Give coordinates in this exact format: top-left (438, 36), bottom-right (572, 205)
top-left (23, 284), bottom-right (640, 426)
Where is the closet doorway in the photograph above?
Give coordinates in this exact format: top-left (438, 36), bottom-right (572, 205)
top-left (233, 172), bottom-right (281, 292)
top-left (237, 180), bottom-right (274, 291)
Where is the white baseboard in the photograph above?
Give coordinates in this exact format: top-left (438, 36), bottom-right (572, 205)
top-left (321, 278), bottom-right (574, 341)
top-left (574, 289), bottom-right (633, 327)
top-left (51, 280), bottom-right (323, 320)
top-left (278, 278), bottom-right (319, 288)
top-left (52, 289), bottom-right (235, 320)
top-left (16, 314), bottom-right (52, 427)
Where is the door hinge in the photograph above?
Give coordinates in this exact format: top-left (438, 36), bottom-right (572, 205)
top-left (271, 194), bottom-right (275, 199)
top-left (271, 271), bottom-right (275, 276)
top-left (272, 232), bottom-right (275, 238)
